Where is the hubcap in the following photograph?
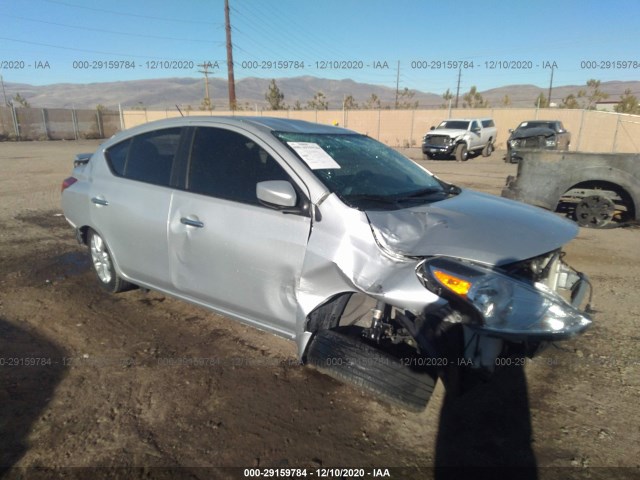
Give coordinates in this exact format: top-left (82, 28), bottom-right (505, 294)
top-left (575, 195), bottom-right (615, 228)
top-left (90, 234), bottom-right (113, 283)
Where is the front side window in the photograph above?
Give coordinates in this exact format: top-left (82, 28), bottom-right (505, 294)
top-left (274, 132), bottom-right (453, 211)
top-left (187, 127), bottom-right (291, 205)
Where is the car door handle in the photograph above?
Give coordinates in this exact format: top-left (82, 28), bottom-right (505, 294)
top-left (91, 197), bottom-right (109, 206)
top-left (180, 217), bottom-right (204, 228)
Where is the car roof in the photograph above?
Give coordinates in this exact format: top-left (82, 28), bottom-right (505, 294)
top-left (440, 118), bottom-right (493, 122)
top-left (518, 120), bottom-right (559, 125)
top-left (113, 116), bottom-right (353, 140)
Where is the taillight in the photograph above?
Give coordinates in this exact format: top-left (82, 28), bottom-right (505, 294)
top-left (61, 177), bottom-right (77, 192)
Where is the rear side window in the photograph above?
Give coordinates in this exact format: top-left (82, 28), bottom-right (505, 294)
top-left (104, 128), bottom-right (182, 187)
top-left (187, 127), bottom-right (291, 205)
top-left (105, 139), bottom-right (130, 176)
top-left (481, 119), bottom-right (495, 128)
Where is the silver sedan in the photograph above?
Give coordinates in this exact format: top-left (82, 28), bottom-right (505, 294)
top-left (62, 116), bottom-right (592, 410)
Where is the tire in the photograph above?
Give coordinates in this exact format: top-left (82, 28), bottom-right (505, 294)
top-left (482, 141), bottom-right (493, 157)
top-left (455, 143), bottom-right (468, 162)
top-left (88, 230), bottom-right (134, 293)
top-left (306, 329), bottom-right (436, 411)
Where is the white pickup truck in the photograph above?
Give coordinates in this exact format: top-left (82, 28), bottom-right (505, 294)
top-left (422, 118), bottom-right (497, 161)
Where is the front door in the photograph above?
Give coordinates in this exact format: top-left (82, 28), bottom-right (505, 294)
top-left (168, 126), bottom-right (311, 336)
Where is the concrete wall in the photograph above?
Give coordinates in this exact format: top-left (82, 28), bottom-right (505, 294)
top-left (121, 108), bottom-right (640, 154)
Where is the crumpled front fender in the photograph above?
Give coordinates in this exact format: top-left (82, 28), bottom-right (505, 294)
top-left (294, 194), bottom-right (443, 357)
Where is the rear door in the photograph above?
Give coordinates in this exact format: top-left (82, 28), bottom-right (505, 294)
top-left (89, 127), bottom-right (185, 289)
top-left (168, 126), bottom-right (311, 336)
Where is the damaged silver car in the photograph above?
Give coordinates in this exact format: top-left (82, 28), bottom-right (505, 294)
top-left (61, 117), bottom-right (592, 411)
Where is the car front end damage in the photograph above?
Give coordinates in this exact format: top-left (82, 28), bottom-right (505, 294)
top-left (422, 133), bottom-right (458, 156)
top-left (507, 127), bottom-right (560, 163)
top-left (299, 190), bottom-right (592, 407)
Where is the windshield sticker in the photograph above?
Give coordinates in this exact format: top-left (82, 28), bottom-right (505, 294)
top-left (287, 142), bottom-right (341, 170)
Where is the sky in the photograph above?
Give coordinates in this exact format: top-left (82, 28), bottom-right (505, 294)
top-left (1, 0), bottom-right (639, 96)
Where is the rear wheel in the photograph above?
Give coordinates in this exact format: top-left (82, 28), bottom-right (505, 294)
top-left (306, 329), bottom-right (436, 411)
top-left (482, 141), bottom-right (493, 157)
top-left (88, 230), bottom-right (134, 293)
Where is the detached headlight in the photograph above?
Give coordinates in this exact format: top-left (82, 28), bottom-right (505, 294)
top-left (418, 257), bottom-right (592, 339)
top-left (545, 137), bottom-right (557, 147)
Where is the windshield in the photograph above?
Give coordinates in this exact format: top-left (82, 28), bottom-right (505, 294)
top-left (518, 121), bottom-right (554, 130)
top-left (273, 132), bottom-right (453, 210)
top-left (438, 120), bottom-right (470, 130)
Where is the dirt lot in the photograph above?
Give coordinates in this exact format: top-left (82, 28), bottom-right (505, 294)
top-left (1, 141), bottom-right (639, 479)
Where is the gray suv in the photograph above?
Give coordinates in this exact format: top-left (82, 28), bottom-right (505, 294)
top-left (62, 117), bottom-right (592, 410)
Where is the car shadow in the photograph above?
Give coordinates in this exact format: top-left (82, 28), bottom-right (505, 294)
top-left (434, 364), bottom-right (537, 479)
top-left (0, 316), bottom-right (68, 473)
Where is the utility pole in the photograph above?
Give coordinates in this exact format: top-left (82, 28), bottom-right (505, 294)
top-left (547, 65), bottom-right (555, 107)
top-left (198, 62), bottom-right (213, 110)
top-left (454, 67), bottom-right (462, 108)
top-left (225, 0), bottom-right (237, 110)
top-left (395, 61), bottom-right (400, 109)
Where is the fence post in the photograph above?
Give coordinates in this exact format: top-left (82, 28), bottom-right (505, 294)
top-left (410, 109), bottom-right (415, 147)
top-left (119, 103), bottom-right (125, 130)
top-left (96, 110), bottom-right (103, 138)
top-left (71, 109), bottom-right (79, 140)
top-left (41, 108), bottom-right (49, 139)
top-left (377, 108), bottom-right (381, 140)
top-left (11, 103), bottom-right (20, 140)
top-left (612, 114), bottom-right (621, 153)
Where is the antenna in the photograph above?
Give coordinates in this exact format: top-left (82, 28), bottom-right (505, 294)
top-left (176, 104), bottom-right (184, 117)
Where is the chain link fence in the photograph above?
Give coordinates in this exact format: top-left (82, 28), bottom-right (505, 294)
top-left (2, 104), bottom-right (639, 154)
top-left (0, 106), bottom-right (120, 141)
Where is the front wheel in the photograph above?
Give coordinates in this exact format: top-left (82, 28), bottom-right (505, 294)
top-left (455, 143), bottom-right (468, 162)
top-left (88, 230), bottom-right (134, 293)
top-left (306, 329), bottom-right (436, 411)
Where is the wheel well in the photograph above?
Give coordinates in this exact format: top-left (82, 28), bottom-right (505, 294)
top-left (562, 180), bottom-right (636, 219)
top-left (78, 225), bottom-right (90, 245)
top-left (305, 292), bottom-right (353, 332)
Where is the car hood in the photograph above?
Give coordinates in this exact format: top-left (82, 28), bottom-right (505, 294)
top-left (510, 127), bottom-right (556, 140)
top-left (426, 128), bottom-right (466, 138)
top-left (366, 190), bottom-right (578, 266)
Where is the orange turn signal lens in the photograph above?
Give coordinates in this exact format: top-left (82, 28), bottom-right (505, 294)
top-left (434, 270), bottom-right (472, 296)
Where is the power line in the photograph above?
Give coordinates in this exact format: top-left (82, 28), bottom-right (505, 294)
top-left (4, 14), bottom-right (219, 44)
top-left (0, 36), bottom-right (183, 60)
top-left (40, 0), bottom-right (220, 26)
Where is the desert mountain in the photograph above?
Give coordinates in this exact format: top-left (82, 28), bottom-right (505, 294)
top-left (3, 77), bottom-right (637, 110)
